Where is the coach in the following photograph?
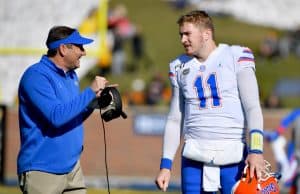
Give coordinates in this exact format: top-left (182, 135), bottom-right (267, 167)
top-left (17, 26), bottom-right (109, 194)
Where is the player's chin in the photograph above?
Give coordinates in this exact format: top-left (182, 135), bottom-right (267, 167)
top-left (185, 50), bottom-right (194, 56)
top-left (184, 47), bottom-right (193, 55)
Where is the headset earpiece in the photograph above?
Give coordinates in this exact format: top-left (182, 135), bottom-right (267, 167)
top-left (98, 87), bottom-right (127, 122)
top-left (97, 87), bottom-right (112, 109)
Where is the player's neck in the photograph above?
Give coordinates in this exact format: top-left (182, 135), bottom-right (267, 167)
top-left (195, 41), bottom-right (217, 62)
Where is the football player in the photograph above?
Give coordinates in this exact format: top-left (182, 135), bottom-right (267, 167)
top-left (264, 108), bottom-right (300, 193)
top-left (155, 10), bottom-right (265, 194)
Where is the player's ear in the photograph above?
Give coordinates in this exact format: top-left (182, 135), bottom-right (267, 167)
top-left (203, 28), bottom-right (212, 41)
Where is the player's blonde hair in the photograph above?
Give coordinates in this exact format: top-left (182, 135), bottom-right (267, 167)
top-left (177, 10), bottom-right (215, 40)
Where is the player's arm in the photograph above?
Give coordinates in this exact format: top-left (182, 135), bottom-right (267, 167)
top-left (156, 75), bottom-right (183, 192)
top-left (161, 85), bottom-right (183, 166)
top-left (156, 85), bottom-right (183, 191)
top-left (237, 66), bottom-right (264, 179)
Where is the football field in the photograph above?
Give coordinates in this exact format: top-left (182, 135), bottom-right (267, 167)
top-left (0, 185), bottom-right (290, 194)
top-left (0, 185), bottom-right (180, 194)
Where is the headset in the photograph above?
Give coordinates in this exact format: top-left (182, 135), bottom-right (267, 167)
top-left (95, 87), bottom-right (127, 194)
top-left (97, 87), bottom-right (127, 122)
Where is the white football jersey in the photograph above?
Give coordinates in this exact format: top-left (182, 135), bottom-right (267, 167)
top-left (169, 44), bottom-right (255, 140)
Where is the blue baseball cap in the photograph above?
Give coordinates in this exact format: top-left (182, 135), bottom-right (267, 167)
top-left (47, 30), bottom-right (93, 49)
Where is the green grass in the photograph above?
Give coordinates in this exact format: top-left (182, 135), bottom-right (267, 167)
top-left (0, 185), bottom-right (20, 194)
top-left (81, 0), bottom-right (300, 107)
top-left (0, 185), bottom-right (180, 194)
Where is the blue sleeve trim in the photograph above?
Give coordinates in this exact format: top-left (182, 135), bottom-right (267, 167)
top-left (248, 149), bottom-right (263, 154)
top-left (160, 158), bottom-right (172, 170)
top-left (249, 129), bottom-right (263, 135)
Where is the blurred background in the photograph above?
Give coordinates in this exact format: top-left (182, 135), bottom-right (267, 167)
top-left (1, 0), bottom-right (300, 193)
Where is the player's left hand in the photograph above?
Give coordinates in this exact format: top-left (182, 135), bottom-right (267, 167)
top-left (155, 168), bottom-right (171, 192)
top-left (245, 153), bottom-right (264, 180)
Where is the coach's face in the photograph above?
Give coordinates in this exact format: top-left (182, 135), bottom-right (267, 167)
top-left (64, 44), bottom-right (86, 71)
top-left (179, 22), bottom-right (206, 57)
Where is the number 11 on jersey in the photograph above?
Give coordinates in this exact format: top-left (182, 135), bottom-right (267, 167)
top-left (194, 73), bottom-right (221, 108)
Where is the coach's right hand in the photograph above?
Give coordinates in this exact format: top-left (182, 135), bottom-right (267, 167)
top-left (155, 168), bottom-right (171, 192)
top-left (90, 76), bottom-right (108, 97)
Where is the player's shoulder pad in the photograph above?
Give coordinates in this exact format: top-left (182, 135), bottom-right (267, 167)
top-left (230, 44), bottom-right (245, 52)
top-left (230, 45), bottom-right (254, 56)
top-left (230, 45), bottom-right (255, 63)
top-left (170, 54), bottom-right (193, 69)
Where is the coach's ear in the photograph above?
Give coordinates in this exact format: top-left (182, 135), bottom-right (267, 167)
top-left (58, 44), bottom-right (69, 57)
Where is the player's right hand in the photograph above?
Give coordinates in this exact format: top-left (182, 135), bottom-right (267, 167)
top-left (155, 168), bottom-right (171, 192)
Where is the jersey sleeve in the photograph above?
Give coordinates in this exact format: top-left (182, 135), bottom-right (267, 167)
top-left (160, 56), bottom-right (188, 169)
top-left (237, 64), bottom-right (264, 154)
top-left (168, 54), bottom-right (192, 87)
top-left (160, 85), bottom-right (183, 169)
top-left (168, 59), bottom-right (180, 88)
top-left (232, 45), bottom-right (256, 72)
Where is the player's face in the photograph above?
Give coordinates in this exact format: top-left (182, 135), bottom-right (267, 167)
top-left (179, 22), bottom-right (205, 57)
top-left (64, 44), bottom-right (86, 70)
